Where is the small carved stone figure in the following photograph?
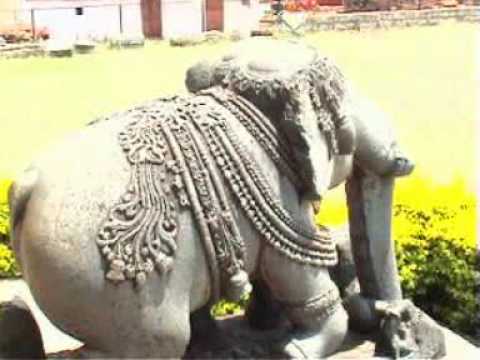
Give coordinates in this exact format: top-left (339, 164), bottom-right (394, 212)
top-left (9, 39), bottom-right (437, 359)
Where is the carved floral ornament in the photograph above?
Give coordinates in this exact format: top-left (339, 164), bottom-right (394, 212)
top-left (94, 42), bottom-right (356, 301)
top-left (96, 87), bottom-right (339, 300)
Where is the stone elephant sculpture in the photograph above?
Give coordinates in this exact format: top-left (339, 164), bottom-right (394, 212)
top-left (9, 39), bottom-right (414, 358)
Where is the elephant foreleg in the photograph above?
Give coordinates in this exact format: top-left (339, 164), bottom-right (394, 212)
top-left (346, 167), bottom-right (402, 300)
top-left (261, 248), bottom-right (348, 358)
top-left (344, 167), bottom-right (403, 332)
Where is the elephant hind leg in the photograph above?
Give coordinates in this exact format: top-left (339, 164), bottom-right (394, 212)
top-left (95, 300), bottom-right (192, 358)
top-left (245, 278), bottom-right (286, 331)
top-left (188, 305), bottom-right (238, 357)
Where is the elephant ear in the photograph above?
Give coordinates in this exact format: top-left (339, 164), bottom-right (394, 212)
top-left (308, 57), bottom-right (356, 156)
top-left (216, 40), bottom-right (355, 200)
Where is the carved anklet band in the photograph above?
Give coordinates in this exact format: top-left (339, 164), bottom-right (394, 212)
top-left (282, 286), bottom-right (342, 327)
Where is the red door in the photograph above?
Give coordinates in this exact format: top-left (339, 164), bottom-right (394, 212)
top-left (141, 0), bottom-right (162, 38)
top-left (206, 0), bottom-right (223, 31)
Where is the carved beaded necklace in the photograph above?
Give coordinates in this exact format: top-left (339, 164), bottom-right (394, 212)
top-left (96, 87), bottom-right (337, 301)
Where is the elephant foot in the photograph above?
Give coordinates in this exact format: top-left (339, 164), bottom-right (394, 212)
top-left (276, 297), bottom-right (348, 359)
top-left (344, 294), bottom-right (380, 333)
top-left (375, 300), bottom-right (446, 359)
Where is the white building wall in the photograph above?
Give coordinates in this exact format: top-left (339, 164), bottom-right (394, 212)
top-left (26, 1), bottom-right (142, 40)
top-left (33, 8), bottom-right (74, 39)
top-left (224, 0), bottom-right (267, 33)
top-left (120, 3), bottom-right (142, 35)
top-left (0, 0), bottom-right (26, 25)
top-left (11, 0), bottom-right (267, 41)
top-left (161, 0), bottom-right (203, 38)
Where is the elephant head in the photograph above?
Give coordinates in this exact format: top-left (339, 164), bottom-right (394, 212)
top-left (185, 39), bottom-right (356, 201)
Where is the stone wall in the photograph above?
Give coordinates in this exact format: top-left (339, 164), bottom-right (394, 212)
top-left (304, 5), bottom-right (480, 31)
top-left (0, 42), bottom-right (44, 59)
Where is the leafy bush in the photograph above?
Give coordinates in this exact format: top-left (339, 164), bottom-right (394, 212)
top-left (394, 202), bottom-right (478, 334)
top-left (212, 296), bottom-right (249, 317)
top-left (317, 177), bottom-right (477, 334)
top-left (0, 179), bottom-right (19, 278)
top-left (0, 204), bottom-right (9, 244)
top-left (0, 243), bottom-right (19, 278)
top-left (0, 179), bottom-right (11, 243)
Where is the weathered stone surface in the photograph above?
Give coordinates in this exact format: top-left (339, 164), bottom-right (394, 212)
top-left (376, 301), bottom-right (446, 358)
top-left (0, 297), bottom-right (46, 359)
top-left (1, 269), bottom-right (477, 359)
top-left (287, 6), bottom-right (480, 34)
top-left (346, 169), bottom-right (402, 301)
top-left (43, 314), bottom-right (479, 359)
top-left (185, 60), bottom-right (214, 93)
top-left (0, 280), bottom-right (82, 354)
top-left (329, 225), bottom-right (359, 299)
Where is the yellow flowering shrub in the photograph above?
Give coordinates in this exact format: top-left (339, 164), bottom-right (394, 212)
top-left (394, 202), bottom-right (478, 333)
top-left (212, 296), bottom-right (249, 317)
top-left (392, 179), bottom-right (478, 333)
top-left (317, 177), bottom-right (478, 334)
top-left (0, 179), bottom-right (12, 241)
top-left (0, 243), bottom-right (19, 278)
top-left (0, 179), bottom-right (18, 278)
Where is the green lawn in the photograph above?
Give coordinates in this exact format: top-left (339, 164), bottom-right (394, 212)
top-left (0, 23), bottom-right (477, 203)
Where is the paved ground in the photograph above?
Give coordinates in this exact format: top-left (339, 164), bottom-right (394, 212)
top-left (1, 279), bottom-right (478, 358)
top-left (0, 279), bottom-right (82, 354)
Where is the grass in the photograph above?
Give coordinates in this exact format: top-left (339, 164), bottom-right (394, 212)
top-left (0, 23), bottom-right (478, 225)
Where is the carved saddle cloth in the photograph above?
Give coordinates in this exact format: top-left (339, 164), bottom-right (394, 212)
top-left (96, 87), bottom-right (337, 300)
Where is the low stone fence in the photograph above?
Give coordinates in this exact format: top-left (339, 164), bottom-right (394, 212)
top-left (303, 6), bottom-right (480, 31)
top-left (0, 43), bottom-right (45, 59)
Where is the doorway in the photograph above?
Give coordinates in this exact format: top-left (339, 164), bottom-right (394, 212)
top-left (205, 0), bottom-right (224, 31)
top-left (141, 0), bottom-right (162, 38)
